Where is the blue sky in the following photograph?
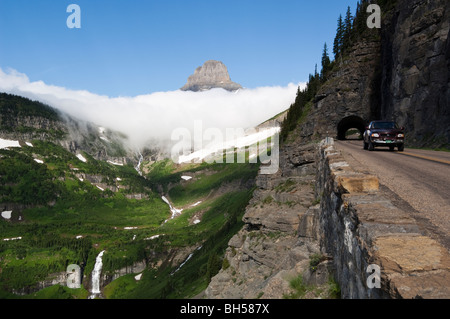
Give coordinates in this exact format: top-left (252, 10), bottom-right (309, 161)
top-left (0, 0), bottom-right (359, 97)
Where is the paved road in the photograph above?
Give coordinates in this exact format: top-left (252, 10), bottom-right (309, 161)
top-left (334, 140), bottom-right (450, 250)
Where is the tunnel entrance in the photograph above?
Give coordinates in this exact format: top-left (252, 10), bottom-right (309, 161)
top-left (337, 116), bottom-right (366, 140)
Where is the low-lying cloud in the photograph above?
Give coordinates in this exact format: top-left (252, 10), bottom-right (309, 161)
top-left (0, 67), bottom-right (304, 149)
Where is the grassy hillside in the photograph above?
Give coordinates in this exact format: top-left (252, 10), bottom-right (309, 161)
top-left (0, 138), bottom-right (164, 295)
top-left (114, 159), bottom-right (259, 299)
top-left (0, 96), bottom-right (260, 298)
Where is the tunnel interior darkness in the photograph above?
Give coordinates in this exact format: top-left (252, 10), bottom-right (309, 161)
top-left (337, 116), bottom-right (367, 140)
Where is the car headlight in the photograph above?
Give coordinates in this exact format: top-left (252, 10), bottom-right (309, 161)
top-left (397, 134), bottom-right (404, 138)
top-left (371, 133), bottom-right (380, 138)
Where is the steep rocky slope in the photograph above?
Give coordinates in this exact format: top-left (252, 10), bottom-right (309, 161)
top-left (205, 141), bottom-right (337, 299)
top-left (304, 37), bottom-right (382, 141)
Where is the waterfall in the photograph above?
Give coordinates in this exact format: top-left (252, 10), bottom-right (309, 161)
top-left (135, 151), bottom-right (144, 176)
top-left (171, 246), bottom-right (202, 275)
top-left (89, 250), bottom-right (105, 299)
top-left (162, 196), bottom-right (183, 223)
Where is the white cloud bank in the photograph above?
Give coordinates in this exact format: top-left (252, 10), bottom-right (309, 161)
top-left (0, 68), bottom-right (304, 149)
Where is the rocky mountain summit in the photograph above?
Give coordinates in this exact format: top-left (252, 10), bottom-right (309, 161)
top-left (180, 60), bottom-right (242, 92)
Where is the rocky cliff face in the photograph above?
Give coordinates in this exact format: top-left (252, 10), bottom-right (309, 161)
top-left (294, 0), bottom-right (449, 148)
top-left (0, 93), bottom-right (67, 141)
top-left (381, 0), bottom-right (450, 148)
top-left (181, 60), bottom-right (242, 92)
top-left (305, 37), bottom-right (382, 141)
top-left (205, 142), bottom-right (337, 299)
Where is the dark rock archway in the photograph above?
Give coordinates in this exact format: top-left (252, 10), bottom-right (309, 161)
top-left (337, 116), bottom-right (367, 140)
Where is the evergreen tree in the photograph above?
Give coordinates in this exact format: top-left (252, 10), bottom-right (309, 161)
top-left (333, 14), bottom-right (344, 58)
top-left (321, 42), bottom-right (331, 81)
top-left (354, 0), bottom-right (370, 36)
top-left (343, 6), bottom-right (354, 51)
top-left (206, 252), bottom-right (222, 281)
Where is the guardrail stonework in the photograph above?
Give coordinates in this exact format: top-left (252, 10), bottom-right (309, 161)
top-left (315, 138), bottom-right (450, 298)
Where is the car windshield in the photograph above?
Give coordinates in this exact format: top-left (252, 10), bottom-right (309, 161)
top-left (372, 122), bottom-right (397, 129)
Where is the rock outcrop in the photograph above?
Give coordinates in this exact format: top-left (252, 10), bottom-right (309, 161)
top-left (205, 142), bottom-right (335, 299)
top-left (380, 0), bottom-right (450, 148)
top-left (292, 0), bottom-right (449, 148)
top-left (181, 60), bottom-right (242, 92)
top-left (103, 260), bottom-right (147, 285)
top-left (307, 38), bottom-right (382, 141)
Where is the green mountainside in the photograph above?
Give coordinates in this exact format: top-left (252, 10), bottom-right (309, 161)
top-left (0, 93), bottom-right (134, 161)
top-left (5, 0), bottom-right (446, 300)
top-left (0, 93), bottom-right (259, 299)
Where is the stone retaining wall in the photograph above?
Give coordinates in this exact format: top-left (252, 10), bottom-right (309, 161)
top-left (316, 138), bottom-right (450, 298)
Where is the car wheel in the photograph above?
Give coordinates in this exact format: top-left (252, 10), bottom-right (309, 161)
top-left (398, 144), bottom-right (404, 152)
top-left (389, 146), bottom-right (395, 151)
top-left (368, 142), bottom-right (374, 151)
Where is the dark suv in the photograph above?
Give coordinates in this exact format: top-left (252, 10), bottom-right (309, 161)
top-left (363, 121), bottom-right (405, 152)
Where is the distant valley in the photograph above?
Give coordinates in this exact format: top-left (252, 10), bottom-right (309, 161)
top-left (0, 92), bottom-right (261, 298)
